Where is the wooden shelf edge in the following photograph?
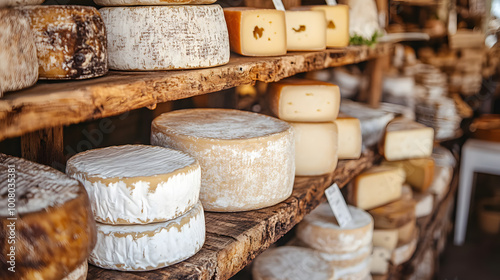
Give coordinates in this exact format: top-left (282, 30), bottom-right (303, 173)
top-left (87, 150), bottom-right (378, 280)
top-left (0, 44), bottom-right (392, 141)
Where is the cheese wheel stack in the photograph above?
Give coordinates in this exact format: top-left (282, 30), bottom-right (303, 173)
top-left (66, 145), bottom-right (205, 271)
top-left (0, 153), bottom-right (96, 280)
top-left (98, 0), bottom-right (229, 70)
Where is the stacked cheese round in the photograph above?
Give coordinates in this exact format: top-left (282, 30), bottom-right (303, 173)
top-left (66, 145), bottom-right (205, 271)
top-left (0, 153), bottom-right (96, 280)
top-left (152, 108), bottom-right (295, 212)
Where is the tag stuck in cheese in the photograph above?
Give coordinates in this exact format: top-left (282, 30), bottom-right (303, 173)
top-left (285, 10), bottom-right (326, 51)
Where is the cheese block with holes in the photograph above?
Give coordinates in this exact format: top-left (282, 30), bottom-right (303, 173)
top-left (19, 5), bottom-right (107, 80)
top-left (285, 10), bottom-right (326, 51)
top-left (267, 78), bottom-right (341, 122)
top-left (223, 7), bottom-right (286, 56)
top-left (334, 115), bottom-right (362, 159)
top-left (151, 109), bottom-right (295, 212)
top-left (297, 204), bottom-right (373, 254)
top-left (90, 201), bottom-right (205, 271)
top-left (101, 5), bottom-right (229, 70)
top-left (0, 153), bottom-right (96, 280)
top-left (66, 145), bottom-right (201, 225)
top-left (0, 8), bottom-right (38, 96)
top-left (368, 198), bottom-right (416, 229)
top-left (382, 158), bottom-right (435, 192)
top-left (309, 5), bottom-right (349, 48)
top-left (94, 0), bottom-right (216, 6)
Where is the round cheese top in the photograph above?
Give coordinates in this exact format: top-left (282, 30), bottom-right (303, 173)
top-left (66, 145), bottom-right (197, 179)
top-left (152, 108), bottom-right (291, 140)
top-left (0, 153), bottom-right (81, 215)
top-left (303, 203), bottom-right (373, 230)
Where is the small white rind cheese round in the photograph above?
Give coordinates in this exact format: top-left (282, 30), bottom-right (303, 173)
top-left (297, 204), bottom-right (373, 254)
top-left (100, 5), bottom-right (230, 70)
top-left (151, 108), bottom-right (295, 212)
top-left (252, 246), bottom-right (335, 280)
top-left (0, 153), bottom-right (96, 280)
top-left (319, 243), bottom-right (371, 269)
top-left (94, 0), bottom-right (216, 6)
top-left (66, 145), bottom-right (201, 225)
top-left (89, 201), bottom-right (205, 271)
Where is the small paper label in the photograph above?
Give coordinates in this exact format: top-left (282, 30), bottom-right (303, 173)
top-left (325, 183), bottom-right (353, 228)
top-left (325, 0), bottom-right (337, 5)
top-left (272, 0), bottom-right (286, 11)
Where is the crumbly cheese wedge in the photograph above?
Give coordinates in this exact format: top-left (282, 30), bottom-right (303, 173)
top-left (63, 261), bottom-right (87, 280)
top-left (382, 158), bottom-right (435, 192)
top-left (309, 5), bottom-right (349, 48)
top-left (380, 118), bottom-right (434, 161)
top-left (397, 219), bottom-right (416, 245)
top-left (224, 7), bottom-right (286, 56)
top-left (267, 78), bottom-right (341, 122)
top-left (285, 10), bottom-right (326, 51)
top-left (289, 122), bottom-right (338, 176)
top-left (352, 166), bottom-right (405, 210)
top-left (90, 201), bottom-right (205, 271)
top-left (370, 247), bottom-right (391, 275)
top-left (297, 204), bottom-right (373, 254)
top-left (252, 246), bottom-right (335, 280)
top-left (373, 229), bottom-right (399, 250)
top-left (0, 0), bottom-right (44, 7)
top-left (368, 198), bottom-right (416, 229)
top-left (391, 231), bottom-right (418, 265)
top-left (151, 109), bottom-right (295, 212)
top-left (94, 0), bottom-right (216, 6)
top-left (101, 5), bottom-right (229, 70)
top-left (414, 192), bottom-right (434, 218)
top-left (0, 154), bottom-right (96, 280)
top-left (0, 8), bottom-right (38, 96)
top-left (66, 145), bottom-right (201, 225)
top-left (334, 116), bottom-right (362, 159)
top-left (19, 5), bottom-right (107, 80)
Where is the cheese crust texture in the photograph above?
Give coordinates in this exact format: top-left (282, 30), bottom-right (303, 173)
top-left (94, 0), bottom-right (216, 6)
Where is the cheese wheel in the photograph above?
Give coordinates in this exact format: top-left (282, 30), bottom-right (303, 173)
top-left (391, 231), bottom-right (417, 265)
top-left (63, 262), bottom-right (88, 280)
top-left (319, 244), bottom-right (372, 269)
top-left (252, 246), bottom-right (336, 280)
top-left (19, 5), bottom-right (108, 80)
top-left (0, 8), bottom-right (38, 96)
top-left (334, 116), bottom-right (362, 159)
top-left (0, 154), bottom-right (96, 280)
top-left (368, 198), bottom-right (416, 229)
top-left (297, 204), bottom-right (373, 254)
top-left (372, 229), bottom-right (398, 250)
top-left (152, 108), bottom-right (295, 212)
top-left (94, 0), bottom-right (216, 6)
top-left (100, 5), bottom-right (230, 70)
top-left (397, 219), bottom-right (416, 245)
top-left (370, 247), bottom-right (391, 275)
top-left (382, 158), bottom-right (435, 192)
top-left (90, 201), bottom-right (205, 271)
top-left (335, 258), bottom-right (371, 280)
top-left (285, 10), bottom-right (326, 51)
top-left (0, 0), bottom-right (44, 7)
top-left (308, 5), bottom-right (349, 48)
top-left (66, 145), bottom-right (201, 225)
top-left (414, 192), bottom-right (434, 218)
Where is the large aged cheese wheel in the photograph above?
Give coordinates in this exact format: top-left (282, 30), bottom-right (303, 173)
top-left (0, 153), bottom-right (96, 280)
top-left (0, 0), bottom-right (44, 7)
top-left (152, 108), bottom-right (295, 212)
top-left (94, 0), bottom-right (216, 6)
top-left (66, 145), bottom-right (201, 225)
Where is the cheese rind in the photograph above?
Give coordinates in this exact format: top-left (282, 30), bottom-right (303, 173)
top-left (0, 154), bottom-right (96, 280)
top-left (63, 262), bottom-right (88, 280)
top-left (0, 0), bottom-right (44, 7)
top-left (95, 0), bottom-right (216, 6)
top-left (66, 145), bottom-right (201, 225)
top-left (101, 5), bottom-right (229, 70)
top-left (151, 109), bottom-right (295, 212)
top-left (19, 5), bottom-right (108, 80)
top-left (334, 116), bottom-right (362, 159)
top-left (285, 10), bottom-right (326, 51)
top-left (0, 8), bottom-right (38, 96)
top-left (319, 244), bottom-right (372, 268)
top-left (382, 158), bottom-right (435, 192)
top-left (297, 204), bottom-right (373, 254)
top-left (391, 232), bottom-right (417, 265)
top-left (414, 192), bottom-right (434, 218)
top-left (90, 201), bottom-right (205, 271)
top-left (290, 122), bottom-right (338, 176)
top-left (336, 258), bottom-right (371, 280)
top-left (310, 5), bottom-right (349, 48)
top-left (268, 78), bottom-right (341, 122)
top-left (224, 7), bottom-right (286, 56)
top-left (368, 198), bottom-right (416, 229)
top-left (372, 229), bottom-right (399, 250)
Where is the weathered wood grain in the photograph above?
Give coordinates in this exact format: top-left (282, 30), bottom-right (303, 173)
top-left (0, 44), bottom-right (392, 141)
top-left (87, 150), bottom-right (377, 280)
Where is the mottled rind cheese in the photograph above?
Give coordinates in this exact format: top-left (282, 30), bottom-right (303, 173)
top-left (90, 202), bottom-right (205, 271)
top-left (151, 109), bottom-right (295, 212)
top-left (63, 262), bottom-right (88, 280)
top-left (334, 116), bottom-right (362, 159)
top-left (19, 5), bottom-right (108, 80)
top-left (66, 145), bottom-right (201, 225)
top-left (252, 246), bottom-right (336, 280)
top-left (297, 204), bottom-right (373, 254)
top-left (0, 0), bottom-right (44, 7)
top-left (285, 10), bottom-right (326, 51)
top-left (101, 5), bottom-right (229, 70)
top-left (0, 8), bottom-right (38, 96)
top-left (0, 154), bottom-right (96, 280)
top-left (95, 0), bottom-right (216, 6)
top-left (224, 7), bottom-right (286, 56)
top-left (368, 198), bottom-right (416, 229)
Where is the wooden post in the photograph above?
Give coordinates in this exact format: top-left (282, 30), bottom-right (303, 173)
top-left (21, 126), bottom-right (65, 171)
top-left (360, 54), bottom-right (390, 108)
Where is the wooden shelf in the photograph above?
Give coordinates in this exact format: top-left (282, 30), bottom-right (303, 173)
top-left (391, 0), bottom-right (443, 6)
top-left (87, 150), bottom-right (378, 280)
top-left (0, 44), bottom-right (392, 142)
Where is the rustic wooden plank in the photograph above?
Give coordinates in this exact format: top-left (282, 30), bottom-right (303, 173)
top-left (0, 44), bottom-right (392, 142)
top-left (87, 150), bottom-right (378, 280)
top-left (20, 126), bottom-right (64, 169)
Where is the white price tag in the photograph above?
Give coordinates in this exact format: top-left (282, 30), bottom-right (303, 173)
top-left (325, 0), bottom-right (337, 5)
top-left (272, 0), bottom-right (286, 11)
top-left (325, 183), bottom-right (353, 228)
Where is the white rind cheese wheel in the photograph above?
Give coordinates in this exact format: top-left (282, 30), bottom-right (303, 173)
top-left (335, 258), bottom-right (371, 280)
top-left (100, 5), bottom-right (230, 70)
top-left (0, 0), bottom-right (44, 7)
top-left (151, 108), bottom-right (295, 212)
top-left (66, 145), bottom-right (201, 225)
top-left (0, 154), bottom-right (96, 280)
top-left (63, 261), bottom-right (88, 280)
top-left (252, 246), bottom-right (335, 280)
top-left (0, 8), bottom-right (38, 96)
top-left (19, 5), bottom-right (108, 80)
top-left (319, 244), bottom-right (372, 269)
top-left (90, 201), bottom-right (205, 271)
top-left (297, 204), bottom-right (373, 254)
top-left (95, 0), bottom-right (216, 6)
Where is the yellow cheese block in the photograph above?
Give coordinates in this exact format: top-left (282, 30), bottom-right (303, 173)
top-left (382, 158), bottom-right (435, 193)
top-left (334, 116), bottom-right (362, 159)
top-left (309, 5), bottom-right (349, 48)
top-left (369, 198), bottom-right (417, 229)
top-left (285, 10), bottom-right (326, 51)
